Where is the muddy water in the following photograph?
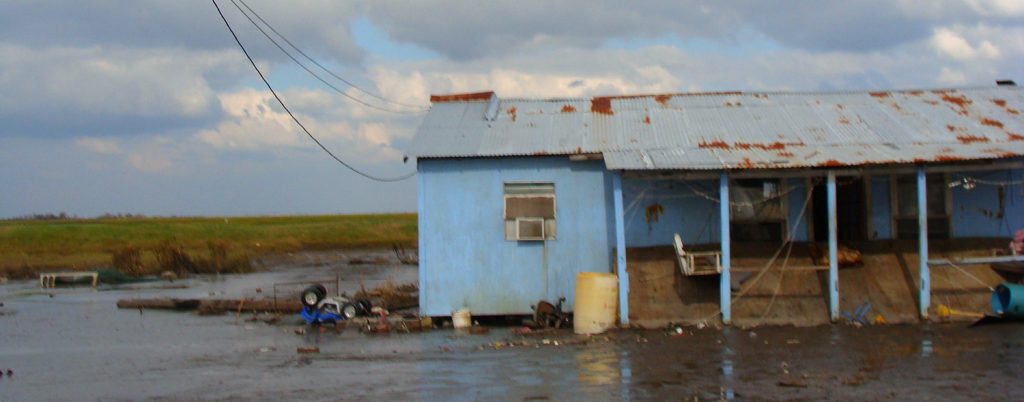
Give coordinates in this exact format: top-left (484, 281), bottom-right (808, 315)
top-left (1, 255), bottom-right (1022, 401)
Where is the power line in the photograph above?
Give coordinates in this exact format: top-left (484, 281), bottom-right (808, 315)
top-left (212, 0), bottom-right (416, 182)
top-left (234, 0), bottom-right (428, 110)
top-left (225, 0), bottom-right (425, 115)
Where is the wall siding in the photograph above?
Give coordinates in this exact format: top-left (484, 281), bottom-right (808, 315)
top-left (417, 157), bottom-right (614, 316)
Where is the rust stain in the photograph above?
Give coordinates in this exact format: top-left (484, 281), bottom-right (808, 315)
top-left (575, 147), bottom-right (583, 154)
top-left (777, 151), bottom-right (795, 157)
top-left (654, 94), bottom-right (672, 106)
top-left (979, 117), bottom-right (1004, 129)
top-left (939, 147), bottom-right (954, 153)
top-left (429, 91), bottom-right (494, 103)
top-left (869, 91), bottom-right (890, 98)
top-left (946, 124), bottom-right (962, 132)
top-left (992, 99), bottom-right (1020, 115)
top-left (818, 159), bottom-right (844, 167)
top-left (957, 134), bottom-right (989, 144)
top-left (838, 116), bottom-right (851, 125)
top-left (935, 155), bottom-right (963, 162)
top-left (923, 100), bottom-right (939, 106)
top-left (1008, 133), bottom-right (1024, 141)
top-left (643, 115), bottom-right (651, 124)
top-left (507, 106), bottom-right (517, 122)
top-left (836, 104), bottom-right (845, 110)
top-left (724, 101), bottom-right (743, 107)
top-left (531, 151), bottom-right (548, 156)
top-left (982, 148), bottom-right (1017, 158)
top-left (645, 203), bottom-right (665, 224)
top-left (907, 90), bottom-right (924, 96)
top-left (738, 158), bottom-right (754, 168)
top-left (591, 97), bottom-right (613, 115)
top-left (560, 104), bottom-right (576, 113)
top-left (732, 141), bottom-right (791, 151)
top-left (698, 140), bottom-right (730, 149)
top-left (936, 91), bottom-right (972, 115)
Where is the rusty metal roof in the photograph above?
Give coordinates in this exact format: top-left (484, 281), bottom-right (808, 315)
top-left (408, 86), bottom-right (1024, 170)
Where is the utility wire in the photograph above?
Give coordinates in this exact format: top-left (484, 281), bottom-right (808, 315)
top-left (225, 0), bottom-right (424, 115)
top-left (212, 0), bottom-right (416, 182)
top-left (235, 0), bottom-right (428, 110)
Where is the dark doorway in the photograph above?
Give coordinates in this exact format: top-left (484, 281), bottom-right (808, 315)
top-left (812, 178), bottom-right (867, 242)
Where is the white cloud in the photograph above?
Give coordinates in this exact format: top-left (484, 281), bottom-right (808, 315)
top-left (75, 137), bottom-right (121, 155)
top-left (930, 26), bottom-right (1005, 60)
top-left (965, 0), bottom-right (1024, 16)
top-left (195, 88), bottom-right (411, 165)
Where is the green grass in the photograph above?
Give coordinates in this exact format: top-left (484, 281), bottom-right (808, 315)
top-left (0, 214), bottom-right (417, 277)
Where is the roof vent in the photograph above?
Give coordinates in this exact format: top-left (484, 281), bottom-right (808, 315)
top-left (997, 79), bottom-right (1017, 86)
top-left (484, 94), bottom-right (500, 121)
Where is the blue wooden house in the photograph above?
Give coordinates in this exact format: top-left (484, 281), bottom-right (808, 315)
top-left (407, 83), bottom-right (1024, 325)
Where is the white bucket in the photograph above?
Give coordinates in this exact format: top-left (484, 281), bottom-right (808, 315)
top-left (574, 272), bottom-right (618, 335)
top-left (452, 308), bottom-right (472, 329)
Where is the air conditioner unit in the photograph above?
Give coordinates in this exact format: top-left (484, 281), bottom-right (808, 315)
top-left (515, 217), bottom-right (545, 241)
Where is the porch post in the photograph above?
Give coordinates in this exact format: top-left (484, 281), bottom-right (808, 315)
top-left (827, 171), bottom-right (839, 321)
top-left (917, 166), bottom-right (930, 319)
top-left (612, 171), bottom-right (629, 326)
top-left (719, 172), bottom-right (731, 324)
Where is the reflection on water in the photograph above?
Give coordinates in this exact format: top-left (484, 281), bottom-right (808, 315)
top-left (720, 329), bottom-right (736, 400)
top-left (576, 344), bottom-right (620, 386)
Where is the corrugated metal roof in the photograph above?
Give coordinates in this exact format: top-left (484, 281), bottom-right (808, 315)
top-left (408, 86), bottom-right (1024, 170)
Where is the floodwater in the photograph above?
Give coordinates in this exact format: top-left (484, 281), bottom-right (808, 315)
top-left (1, 253), bottom-right (1022, 401)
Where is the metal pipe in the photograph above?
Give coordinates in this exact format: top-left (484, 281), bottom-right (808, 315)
top-left (917, 166), bottom-right (930, 319)
top-left (719, 172), bottom-right (731, 324)
top-left (827, 171), bottom-right (839, 321)
top-left (612, 172), bottom-right (629, 325)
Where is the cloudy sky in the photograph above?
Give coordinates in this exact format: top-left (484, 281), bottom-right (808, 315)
top-left (1, 0), bottom-right (1022, 218)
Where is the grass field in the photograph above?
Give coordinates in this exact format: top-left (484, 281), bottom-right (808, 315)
top-left (0, 214), bottom-right (417, 277)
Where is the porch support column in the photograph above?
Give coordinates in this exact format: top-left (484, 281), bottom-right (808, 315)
top-left (827, 171), bottom-right (839, 321)
top-left (719, 172), bottom-right (732, 324)
top-left (612, 171), bottom-right (629, 326)
top-left (917, 166), bottom-right (930, 319)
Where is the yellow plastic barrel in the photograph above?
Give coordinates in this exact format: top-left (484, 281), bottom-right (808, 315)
top-left (574, 272), bottom-right (618, 334)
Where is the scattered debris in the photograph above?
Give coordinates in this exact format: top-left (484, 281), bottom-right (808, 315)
top-left (117, 298), bottom-right (300, 313)
top-left (777, 378), bottom-right (809, 388)
top-left (392, 243), bottom-right (419, 265)
top-left (160, 271), bottom-right (177, 282)
top-left (296, 347), bottom-right (320, 354)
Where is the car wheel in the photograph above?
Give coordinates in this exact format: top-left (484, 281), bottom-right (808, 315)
top-left (355, 299), bottom-right (372, 316)
top-left (301, 286), bottom-right (324, 307)
top-left (341, 303), bottom-right (358, 320)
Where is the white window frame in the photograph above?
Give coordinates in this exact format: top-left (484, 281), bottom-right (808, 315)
top-left (503, 182), bottom-right (556, 241)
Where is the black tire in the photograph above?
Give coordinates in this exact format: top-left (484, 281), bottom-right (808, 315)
top-left (341, 303), bottom-right (358, 320)
top-left (355, 299), bottom-right (372, 316)
top-left (313, 284), bottom-right (327, 299)
top-left (301, 285), bottom-right (325, 307)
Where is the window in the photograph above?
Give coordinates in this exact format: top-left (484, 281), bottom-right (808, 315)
top-left (504, 183), bottom-right (556, 241)
top-left (893, 173), bottom-right (950, 239)
top-left (730, 179), bottom-right (786, 242)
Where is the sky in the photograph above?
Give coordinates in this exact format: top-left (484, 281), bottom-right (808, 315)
top-left (1, 0), bottom-right (1022, 218)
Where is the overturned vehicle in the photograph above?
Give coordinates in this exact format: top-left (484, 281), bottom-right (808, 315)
top-left (299, 284), bottom-right (372, 325)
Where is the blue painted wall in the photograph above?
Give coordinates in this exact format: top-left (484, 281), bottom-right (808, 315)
top-left (417, 157), bottom-right (614, 316)
top-left (622, 177), bottom-right (809, 247)
top-left (952, 169), bottom-right (1024, 238)
top-left (621, 179), bottom-right (719, 247)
